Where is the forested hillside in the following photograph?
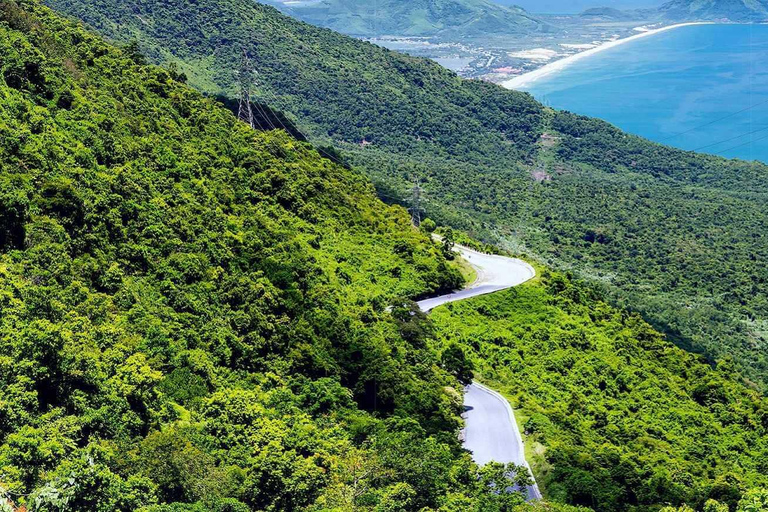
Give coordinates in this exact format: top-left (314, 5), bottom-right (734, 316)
top-left (262, 0), bottom-right (550, 37)
top-left (45, 0), bottom-right (768, 390)
top-left (432, 272), bottom-right (768, 511)
top-left (660, 0), bottom-right (768, 21)
top-left (4, 1), bottom-right (768, 511)
top-left (0, 1), bottom-right (560, 510)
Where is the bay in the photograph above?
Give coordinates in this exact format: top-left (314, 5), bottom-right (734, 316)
top-left (523, 24), bottom-right (768, 163)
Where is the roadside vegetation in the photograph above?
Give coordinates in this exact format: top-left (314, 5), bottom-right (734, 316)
top-left (46, 0), bottom-right (768, 389)
top-left (431, 269), bottom-right (768, 511)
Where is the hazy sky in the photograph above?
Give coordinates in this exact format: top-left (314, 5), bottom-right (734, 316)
top-left (494, 0), bottom-right (661, 14)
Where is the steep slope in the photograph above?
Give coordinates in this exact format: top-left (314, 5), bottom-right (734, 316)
top-left (660, 0), bottom-right (768, 20)
top-left (46, 0), bottom-right (768, 391)
top-left (432, 271), bottom-right (768, 510)
top-left (4, 2), bottom-right (768, 511)
top-left (0, 1), bottom-right (538, 510)
top-left (262, 0), bottom-right (551, 37)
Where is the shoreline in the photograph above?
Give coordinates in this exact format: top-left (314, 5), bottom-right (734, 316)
top-left (502, 22), bottom-right (714, 90)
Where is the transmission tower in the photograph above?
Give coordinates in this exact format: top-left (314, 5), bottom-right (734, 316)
top-left (237, 49), bottom-right (256, 129)
top-left (408, 179), bottom-right (423, 227)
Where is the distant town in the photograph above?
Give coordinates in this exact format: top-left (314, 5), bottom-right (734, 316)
top-left (369, 14), bottom-right (685, 83)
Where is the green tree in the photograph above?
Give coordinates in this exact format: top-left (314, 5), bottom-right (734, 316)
top-left (421, 218), bottom-right (437, 234)
top-left (441, 228), bottom-right (456, 261)
top-left (442, 343), bottom-right (474, 385)
top-left (739, 489), bottom-right (768, 512)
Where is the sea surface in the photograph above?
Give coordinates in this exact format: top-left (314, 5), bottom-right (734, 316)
top-left (523, 24), bottom-right (768, 163)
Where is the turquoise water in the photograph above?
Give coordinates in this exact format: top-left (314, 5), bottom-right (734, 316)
top-left (523, 24), bottom-right (768, 163)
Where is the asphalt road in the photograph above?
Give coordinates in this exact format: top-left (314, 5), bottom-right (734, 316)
top-left (464, 383), bottom-right (543, 500)
top-left (416, 244), bottom-right (541, 500)
top-left (416, 246), bottom-right (535, 312)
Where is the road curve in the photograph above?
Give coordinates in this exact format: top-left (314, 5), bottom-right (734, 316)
top-left (417, 245), bottom-right (535, 312)
top-left (416, 244), bottom-right (541, 500)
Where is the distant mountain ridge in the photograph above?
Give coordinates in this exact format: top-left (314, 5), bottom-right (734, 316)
top-left (579, 6), bottom-right (654, 19)
top-left (660, 0), bottom-right (768, 20)
top-left (262, 0), bottom-right (553, 37)
top-left (580, 6), bottom-right (637, 19)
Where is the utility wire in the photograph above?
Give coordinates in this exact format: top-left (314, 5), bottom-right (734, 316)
top-left (241, 52), bottom-right (357, 170)
top-left (714, 131), bottom-right (768, 156)
top-left (658, 98), bottom-right (768, 143)
top-left (240, 63), bottom-right (418, 208)
top-left (691, 124), bottom-right (768, 152)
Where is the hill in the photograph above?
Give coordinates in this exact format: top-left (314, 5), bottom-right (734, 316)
top-left (432, 271), bottom-right (768, 510)
top-left (0, 1), bottom-right (510, 510)
top-left (4, 1), bottom-right (768, 510)
top-left (495, 0), bottom-right (660, 13)
top-left (579, 7), bottom-right (644, 20)
top-left (46, 0), bottom-right (768, 391)
top-left (262, 0), bottom-right (551, 37)
top-left (660, 0), bottom-right (768, 20)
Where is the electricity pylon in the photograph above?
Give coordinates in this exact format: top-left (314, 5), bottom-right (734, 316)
top-left (237, 49), bottom-right (256, 129)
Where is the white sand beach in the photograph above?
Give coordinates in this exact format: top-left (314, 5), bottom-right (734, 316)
top-left (508, 48), bottom-right (560, 61)
top-left (502, 22), bottom-right (713, 90)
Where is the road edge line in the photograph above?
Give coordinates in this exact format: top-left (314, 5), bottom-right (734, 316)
top-left (471, 380), bottom-right (543, 500)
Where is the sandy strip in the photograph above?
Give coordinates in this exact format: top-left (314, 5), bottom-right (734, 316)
top-left (502, 22), bottom-right (714, 90)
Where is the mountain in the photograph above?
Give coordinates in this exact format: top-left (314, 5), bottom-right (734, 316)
top-left (46, 0), bottom-right (768, 396)
top-left (4, 0), bottom-right (768, 509)
top-left (660, 0), bottom-right (768, 20)
top-left (580, 6), bottom-right (646, 19)
top-left (493, 0), bottom-right (661, 14)
top-left (262, 0), bottom-right (552, 37)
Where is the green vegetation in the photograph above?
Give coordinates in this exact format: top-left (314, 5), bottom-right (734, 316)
top-left (659, 0), bottom-right (768, 21)
top-left (452, 254), bottom-right (477, 286)
top-left (262, 0), bottom-right (550, 37)
top-left (0, 2), bottom-right (571, 510)
top-left (45, 0), bottom-right (768, 388)
top-left (435, 225), bottom-right (503, 255)
top-left (661, 489), bottom-right (768, 512)
top-left (6, 0), bottom-right (768, 510)
top-left (430, 271), bottom-right (768, 511)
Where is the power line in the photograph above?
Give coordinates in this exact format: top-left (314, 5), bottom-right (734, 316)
top-left (237, 48), bottom-right (358, 170)
top-left (237, 50), bottom-right (281, 132)
top-left (714, 131), bottom-right (768, 157)
top-left (659, 97), bottom-right (768, 143)
top-left (691, 124), bottom-right (768, 152)
top-left (237, 50), bottom-right (256, 129)
top-left (238, 50), bottom-right (310, 137)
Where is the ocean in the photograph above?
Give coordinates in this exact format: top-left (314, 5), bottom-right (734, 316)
top-left (521, 24), bottom-right (768, 163)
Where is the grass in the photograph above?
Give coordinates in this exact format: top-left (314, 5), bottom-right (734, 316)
top-left (452, 254), bottom-right (478, 288)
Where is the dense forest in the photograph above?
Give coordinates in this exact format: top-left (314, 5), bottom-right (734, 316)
top-left (0, 2), bottom-right (575, 509)
top-left (5, 0), bottom-right (768, 510)
top-left (45, 0), bottom-right (768, 389)
top-left (432, 271), bottom-right (768, 511)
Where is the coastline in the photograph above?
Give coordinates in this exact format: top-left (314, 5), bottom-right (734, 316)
top-left (502, 22), bottom-right (714, 90)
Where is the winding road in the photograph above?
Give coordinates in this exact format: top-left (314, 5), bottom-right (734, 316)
top-left (417, 246), bottom-right (535, 312)
top-left (417, 244), bottom-right (542, 500)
